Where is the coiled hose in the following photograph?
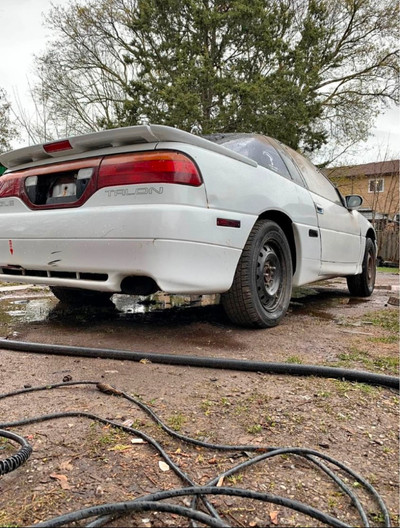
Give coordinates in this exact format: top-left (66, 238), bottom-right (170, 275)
top-left (0, 429), bottom-right (32, 475)
top-left (0, 381), bottom-right (393, 527)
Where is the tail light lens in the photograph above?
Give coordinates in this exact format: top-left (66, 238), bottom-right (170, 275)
top-left (0, 174), bottom-right (21, 198)
top-left (98, 151), bottom-right (202, 189)
top-left (0, 150), bottom-right (202, 209)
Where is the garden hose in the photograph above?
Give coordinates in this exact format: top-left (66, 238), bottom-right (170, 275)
top-left (0, 338), bottom-right (398, 389)
top-left (0, 429), bottom-right (32, 475)
top-left (0, 381), bottom-right (392, 527)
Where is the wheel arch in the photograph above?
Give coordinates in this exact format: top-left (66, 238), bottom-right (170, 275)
top-left (257, 210), bottom-right (297, 274)
top-left (366, 227), bottom-right (376, 243)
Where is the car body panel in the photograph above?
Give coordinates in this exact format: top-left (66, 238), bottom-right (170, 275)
top-left (311, 192), bottom-right (362, 271)
top-left (0, 238), bottom-right (242, 294)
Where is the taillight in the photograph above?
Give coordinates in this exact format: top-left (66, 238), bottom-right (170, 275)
top-left (0, 175), bottom-right (21, 198)
top-left (98, 151), bottom-right (202, 189)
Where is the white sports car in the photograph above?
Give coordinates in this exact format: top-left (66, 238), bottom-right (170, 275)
top-left (0, 126), bottom-right (376, 327)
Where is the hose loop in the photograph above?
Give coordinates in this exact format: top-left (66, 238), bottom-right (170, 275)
top-left (0, 429), bottom-right (33, 476)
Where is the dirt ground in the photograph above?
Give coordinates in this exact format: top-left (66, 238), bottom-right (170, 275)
top-left (0, 271), bottom-right (399, 527)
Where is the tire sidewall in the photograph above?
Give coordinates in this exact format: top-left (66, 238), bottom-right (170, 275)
top-left (363, 238), bottom-right (376, 295)
top-left (247, 220), bottom-right (293, 326)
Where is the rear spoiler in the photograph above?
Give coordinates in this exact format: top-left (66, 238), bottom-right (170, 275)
top-left (0, 125), bottom-right (257, 171)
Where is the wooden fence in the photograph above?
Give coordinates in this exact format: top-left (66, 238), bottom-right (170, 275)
top-left (376, 228), bottom-right (399, 264)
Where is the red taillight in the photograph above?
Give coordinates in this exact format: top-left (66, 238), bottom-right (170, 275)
top-left (43, 140), bottom-right (73, 153)
top-left (0, 175), bottom-right (21, 198)
top-left (98, 151), bottom-right (202, 189)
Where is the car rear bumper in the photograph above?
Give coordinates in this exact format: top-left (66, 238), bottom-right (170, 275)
top-left (0, 238), bottom-right (242, 294)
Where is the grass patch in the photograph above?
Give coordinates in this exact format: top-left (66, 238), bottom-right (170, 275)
top-left (363, 310), bottom-right (399, 333)
top-left (337, 348), bottom-right (398, 373)
top-left (285, 355), bottom-right (304, 364)
top-left (338, 347), bottom-right (369, 363)
top-left (368, 335), bottom-right (398, 344)
top-left (332, 380), bottom-right (380, 396)
top-left (377, 267), bottom-right (399, 274)
top-left (167, 412), bottom-right (186, 432)
top-left (372, 356), bottom-right (399, 371)
top-left (247, 424), bottom-right (262, 434)
top-left (0, 437), bottom-right (14, 453)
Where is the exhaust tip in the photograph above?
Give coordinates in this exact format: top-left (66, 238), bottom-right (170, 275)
top-left (120, 276), bottom-right (159, 296)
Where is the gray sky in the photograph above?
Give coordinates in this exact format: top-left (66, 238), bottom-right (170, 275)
top-left (1, 0), bottom-right (399, 164)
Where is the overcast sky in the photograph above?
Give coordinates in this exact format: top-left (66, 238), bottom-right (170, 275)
top-left (1, 0), bottom-right (399, 165)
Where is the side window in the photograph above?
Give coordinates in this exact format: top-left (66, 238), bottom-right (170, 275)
top-left (272, 142), bottom-right (307, 187)
top-left (288, 148), bottom-right (343, 205)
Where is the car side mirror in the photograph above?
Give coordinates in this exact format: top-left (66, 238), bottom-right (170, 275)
top-left (345, 195), bottom-right (363, 210)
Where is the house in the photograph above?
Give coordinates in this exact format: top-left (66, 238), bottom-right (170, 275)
top-left (325, 159), bottom-right (399, 223)
top-left (325, 160), bottom-right (399, 263)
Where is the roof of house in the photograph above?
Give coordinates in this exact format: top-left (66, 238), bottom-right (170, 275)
top-left (325, 159), bottom-right (399, 179)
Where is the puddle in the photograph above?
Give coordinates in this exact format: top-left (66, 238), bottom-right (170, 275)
top-left (289, 286), bottom-right (370, 320)
top-left (2, 298), bottom-right (56, 324)
top-left (0, 283), bottom-right (371, 330)
top-left (0, 290), bottom-right (222, 329)
top-left (113, 293), bottom-right (219, 315)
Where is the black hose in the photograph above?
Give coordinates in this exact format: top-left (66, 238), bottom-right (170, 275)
top-left (0, 381), bottom-right (392, 527)
top-left (0, 338), bottom-right (398, 389)
top-left (32, 499), bottom-right (230, 528)
top-left (33, 487), bottom-right (352, 528)
top-left (0, 429), bottom-right (32, 475)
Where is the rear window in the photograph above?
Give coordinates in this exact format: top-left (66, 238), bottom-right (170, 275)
top-left (205, 134), bottom-right (291, 179)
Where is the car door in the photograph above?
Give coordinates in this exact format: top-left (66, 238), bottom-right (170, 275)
top-left (284, 148), bottom-right (361, 273)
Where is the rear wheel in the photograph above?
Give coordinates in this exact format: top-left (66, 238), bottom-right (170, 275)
top-left (50, 286), bottom-right (113, 306)
top-left (346, 238), bottom-right (376, 297)
top-left (221, 219), bottom-right (293, 328)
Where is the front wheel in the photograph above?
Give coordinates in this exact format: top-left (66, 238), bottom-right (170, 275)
top-left (221, 219), bottom-right (293, 328)
top-left (346, 238), bottom-right (376, 297)
top-left (50, 286), bottom-right (113, 306)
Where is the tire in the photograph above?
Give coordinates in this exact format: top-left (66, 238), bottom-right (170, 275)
top-left (346, 238), bottom-right (376, 297)
top-left (50, 286), bottom-right (113, 306)
top-left (221, 219), bottom-right (293, 328)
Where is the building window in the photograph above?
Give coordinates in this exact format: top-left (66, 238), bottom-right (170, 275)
top-left (368, 178), bottom-right (384, 193)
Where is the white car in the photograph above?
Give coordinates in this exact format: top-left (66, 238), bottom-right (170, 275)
top-left (0, 126), bottom-right (376, 327)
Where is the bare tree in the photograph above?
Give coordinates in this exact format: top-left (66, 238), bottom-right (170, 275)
top-left (18, 0), bottom-right (398, 160)
top-left (0, 88), bottom-right (18, 153)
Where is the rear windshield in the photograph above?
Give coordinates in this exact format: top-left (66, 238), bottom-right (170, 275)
top-left (205, 133), bottom-right (290, 178)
